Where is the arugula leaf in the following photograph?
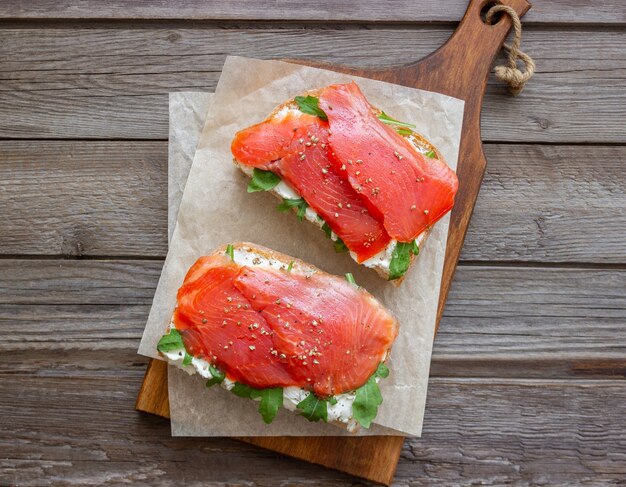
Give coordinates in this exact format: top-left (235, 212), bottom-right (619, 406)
top-left (333, 239), bottom-right (349, 253)
top-left (226, 244), bottom-right (235, 261)
top-left (205, 365), bottom-right (225, 387)
top-left (157, 328), bottom-right (185, 353)
top-left (297, 204), bottom-right (307, 221)
top-left (345, 273), bottom-right (357, 286)
top-left (321, 222), bottom-right (332, 238)
top-left (377, 111), bottom-right (415, 129)
top-left (287, 260), bottom-right (294, 272)
top-left (388, 242), bottom-right (413, 281)
top-left (229, 383), bottom-right (283, 423)
top-left (352, 363), bottom-right (390, 429)
top-left (395, 127), bottom-right (414, 136)
top-left (375, 362), bottom-right (390, 379)
top-left (247, 168), bottom-right (281, 193)
top-left (277, 198), bottom-right (305, 210)
top-left (321, 222), bottom-right (349, 253)
top-left (388, 241), bottom-right (420, 280)
top-left (231, 382), bottom-right (257, 398)
top-left (277, 198), bottom-right (308, 222)
top-left (424, 149), bottom-right (436, 158)
top-left (352, 376), bottom-right (382, 429)
top-left (157, 328), bottom-right (195, 366)
top-left (294, 95), bottom-right (328, 121)
top-left (257, 388), bottom-right (283, 424)
top-left (296, 393), bottom-right (328, 422)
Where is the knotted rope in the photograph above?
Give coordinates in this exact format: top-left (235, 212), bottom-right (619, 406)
top-left (486, 4), bottom-right (536, 96)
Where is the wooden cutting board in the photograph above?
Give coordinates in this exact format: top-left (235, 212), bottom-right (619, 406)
top-left (136, 0), bottom-right (531, 484)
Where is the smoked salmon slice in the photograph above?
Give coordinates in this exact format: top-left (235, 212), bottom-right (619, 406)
top-left (169, 245), bottom-right (398, 397)
top-left (234, 265), bottom-right (398, 396)
top-left (318, 82), bottom-right (459, 242)
top-left (172, 254), bottom-right (294, 388)
top-left (231, 110), bottom-right (391, 262)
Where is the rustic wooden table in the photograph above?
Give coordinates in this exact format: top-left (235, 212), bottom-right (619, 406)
top-left (1, 2), bottom-right (625, 485)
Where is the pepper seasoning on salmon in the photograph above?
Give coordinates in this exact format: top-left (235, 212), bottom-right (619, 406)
top-left (170, 245), bottom-right (398, 398)
top-left (318, 82), bottom-right (459, 242)
top-left (231, 110), bottom-right (391, 262)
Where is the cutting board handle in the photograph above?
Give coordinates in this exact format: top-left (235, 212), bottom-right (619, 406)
top-left (405, 0), bottom-right (532, 100)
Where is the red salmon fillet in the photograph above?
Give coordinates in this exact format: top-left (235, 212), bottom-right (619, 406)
top-left (173, 254), bottom-right (294, 388)
top-left (171, 249), bottom-right (398, 396)
top-left (232, 110), bottom-right (390, 262)
top-left (318, 82), bottom-right (459, 241)
top-left (234, 266), bottom-right (398, 396)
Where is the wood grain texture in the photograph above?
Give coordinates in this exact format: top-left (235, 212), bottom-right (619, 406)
top-left (0, 27), bottom-right (624, 142)
top-left (465, 144), bottom-right (626, 264)
top-left (2, 259), bottom-right (624, 364)
top-left (2, 359), bottom-right (625, 486)
top-left (0, 141), bottom-right (168, 257)
top-left (2, 141), bottom-right (623, 263)
top-left (136, 359), bottom-right (170, 417)
top-left (1, 1), bottom-right (625, 484)
top-left (0, 260), bottom-right (161, 306)
top-left (238, 435), bottom-right (404, 486)
top-left (0, 0), bottom-right (624, 25)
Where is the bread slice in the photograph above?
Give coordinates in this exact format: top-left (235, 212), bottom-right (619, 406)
top-left (233, 89), bottom-right (443, 284)
top-left (159, 242), bottom-right (398, 432)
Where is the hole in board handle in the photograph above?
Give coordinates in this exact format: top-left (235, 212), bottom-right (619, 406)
top-left (480, 0), bottom-right (505, 25)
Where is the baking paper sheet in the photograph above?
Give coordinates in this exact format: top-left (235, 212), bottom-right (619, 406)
top-left (140, 56), bottom-right (464, 436)
top-left (168, 92), bottom-right (214, 241)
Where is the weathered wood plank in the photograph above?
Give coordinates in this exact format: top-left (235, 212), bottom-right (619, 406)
top-left (1, 368), bottom-right (624, 486)
top-left (2, 141), bottom-right (623, 263)
top-left (0, 141), bottom-right (168, 257)
top-left (1, 260), bottom-right (624, 366)
top-left (0, 305), bottom-right (150, 350)
top-left (0, 349), bottom-right (149, 377)
top-left (0, 27), bottom-right (624, 142)
top-left (466, 144), bottom-right (626, 263)
top-left (400, 379), bottom-right (626, 486)
top-left (0, 0), bottom-right (623, 25)
top-left (0, 260), bottom-right (162, 305)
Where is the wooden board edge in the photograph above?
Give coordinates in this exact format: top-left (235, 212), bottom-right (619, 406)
top-left (136, 358), bottom-right (170, 418)
top-left (238, 435), bottom-right (405, 486)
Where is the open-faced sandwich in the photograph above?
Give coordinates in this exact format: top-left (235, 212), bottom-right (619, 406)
top-left (157, 242), bottom-right (398, 431)
top-left (231, 82), bottom-right (458, 282)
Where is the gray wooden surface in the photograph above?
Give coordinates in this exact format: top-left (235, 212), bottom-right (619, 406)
top-left (1, 2), bottom-right (625, 486)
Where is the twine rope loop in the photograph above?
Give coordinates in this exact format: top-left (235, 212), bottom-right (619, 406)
top-left (486, 4), bottom-right (536, 96)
